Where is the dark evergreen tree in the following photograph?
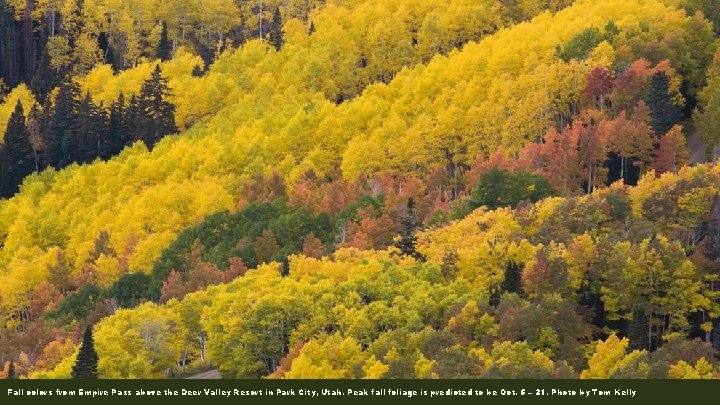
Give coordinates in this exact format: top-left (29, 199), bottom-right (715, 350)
top-left (644, 72), bottom-right (683, 137)
top-left (69, 92), bottom-right (102, 164)
top-left (126, 94), bottom-right (142, 146)
top-left (60, 124), bottom-right (79, 166)
top-left (191, 64), bottom-right (203, 77)
top-left (30, 44), bottom-right (58, 101)
top-left (45, 80), bottom-right (80, 168)
top-left (308, 21), bottom-right (315, 36)
top-left (393, 198), bottom-right (426, 261)
top-left (268, 7), bottom-right (284, 51)
top-left (93, 102), bottom-right (110, 160)
top-left (157, 21), bottom-right (172, 61)
top-left (6, 361), bottom-right (14, 379)
top-left (1, 101), bottom-right (35, 198)
top-left (88, 96), bottom-right (108, 160)
top-left (628, 305), bottom-right (650, 351)
top-left (107, 92), bottom-right (128, 157)
top-left (134, 65), bottom-right (177, 150)
top-left (0, 0), bottom-right (20, 87)
top-left (501, 261), bottom-right (524, 295)
top-left (490, 262), bottom-right (524, 306)
top-left (71, 326), bottom-right (99, 379)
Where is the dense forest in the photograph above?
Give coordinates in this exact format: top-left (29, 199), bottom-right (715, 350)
top-left (0, 0), bottom-right (720, 379)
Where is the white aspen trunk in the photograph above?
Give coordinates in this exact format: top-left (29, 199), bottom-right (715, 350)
top-left (259, 0), bottom-right (263, 40)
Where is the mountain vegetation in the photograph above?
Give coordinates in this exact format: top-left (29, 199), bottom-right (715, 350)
top-left (0, 0), bottom-right (719, 379)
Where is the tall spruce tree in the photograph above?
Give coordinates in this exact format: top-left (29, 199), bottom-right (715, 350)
top-left (107, 92), bottom-right (128, 158)
top-left (157, 22), bottom-right (171, 61)
top-left (83, 92), bottom-right (108, 162)
top-left (0, 0), bottom-right (20, 87)
top-left (6, 361), bottom-right (14, 379)
top-left (30, 45), bottom-right (58, 101)
top-left (644, 72), bottom-right (683, 136)
top-left (268, 7), bottom-right (284, 51)
top-left (1, 101), bottom-right (35, 198)
top-left (126, 94), bottom-right (142, 145)
top-left (393, 198), bottom-right (426, 261)
top-left (71, 326), bottom-right (99, 379)
top-left (628, 305), bottom-right (651, 351)
top-left (71, 92), bottom-right (99, 164)
top-left (490, 262), bottom-right (525, 306)
top-left (45, 80), bottom-right (80, 168)
top-left (134, 65), bottom-right (177, 150)
top-left (501, 262), bottom-right (524, 295)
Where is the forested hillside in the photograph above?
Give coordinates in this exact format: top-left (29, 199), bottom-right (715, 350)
top-left (0, 0), bottom-right (719, 379)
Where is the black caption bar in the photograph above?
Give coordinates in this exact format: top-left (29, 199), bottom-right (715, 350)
top-left (0, 379), bottom-right (711, 405)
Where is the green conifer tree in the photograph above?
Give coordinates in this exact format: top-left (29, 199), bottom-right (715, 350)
top-left (45, 80), bottom-right (80, 168)
top-left (71, 326), bottom-right (99, 379)
top-left (268, 7), bottom-right (284, 51)
top-left (644, 72), bottom-right (683, 136)
top-left (133, 65), bottom-right (177, 150)
top-left (1, 101), bottom-right (35, 198)
top-left (157, 22), bottom-right (172, 61)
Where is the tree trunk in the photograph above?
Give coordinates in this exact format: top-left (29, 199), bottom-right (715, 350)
top-left (22, 0), bottom-right (35, 83)
top-left (259, 0), bottom-right (263, 40)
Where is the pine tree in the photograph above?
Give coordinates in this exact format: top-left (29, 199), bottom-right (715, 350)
top-left (644, 72), bottom-right (683, 136)
top-left (87, 95), bottom-right (108, 161)
top-left (157, 22), bottom-right (172, 61)
top-left (71, 326), bottom-right (99, 379)
top-left (268, 7), bottom-right (284, 51)
top-left (0, 0), bottom-right (20, 87)
top-left (126, 94), bottom-right (142, 147)
top-left (1, 101), bottom-right (35, 198)
top-left (628, 305), bottom-right (650, 351)
top-left (70, 92), bottom-right (104, 164)
top-left (393, 198), bottom-right (426, 261)
top-left (501, 262), bottom-right (524, 295)
top-left (134, 65), bottom-right (177, 150)
top-left (45, 80), bottom-right (80, 168)
top-left (308, 21), bottom-right (315, 36)
top-left (30, 45), bottom-right (59, 101)
top-left (6, 361), bottom-right (14, 379)
top-left (490, 262), bottom-right (524, 306)
top-left (107, 93), bottom-right (128, 157)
